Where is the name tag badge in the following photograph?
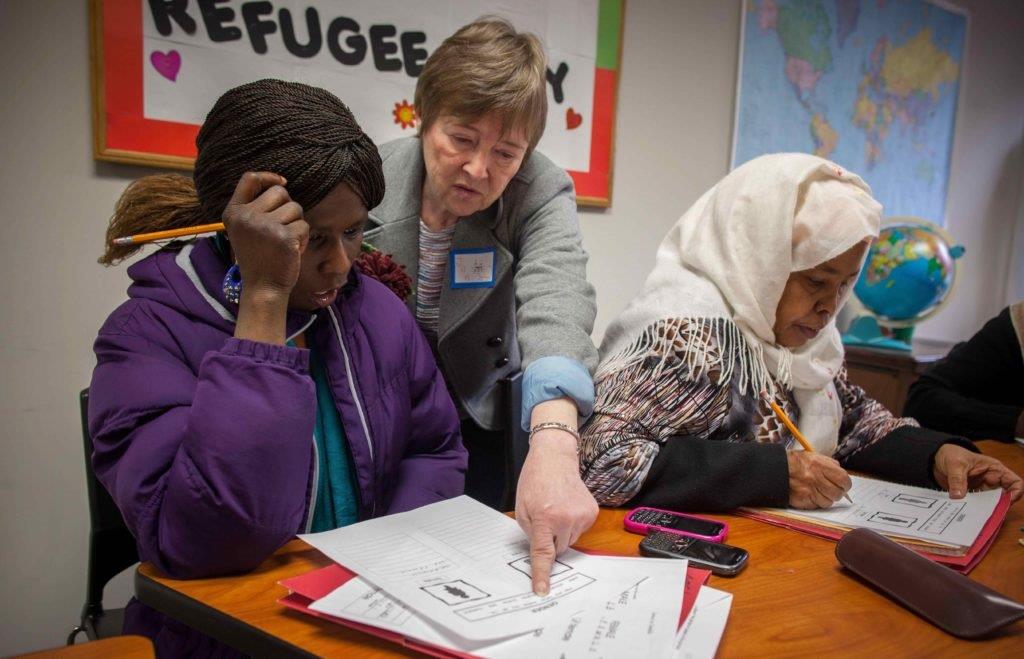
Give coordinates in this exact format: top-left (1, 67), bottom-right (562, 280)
top-left (450, 248), bottom-right (497, 289)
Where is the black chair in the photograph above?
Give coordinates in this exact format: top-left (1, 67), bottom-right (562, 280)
top-left (67, 389), bottom-right (139, 644)
top-left (500, 372), bottom-right (531, 511)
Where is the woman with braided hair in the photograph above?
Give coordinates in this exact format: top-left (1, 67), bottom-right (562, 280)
top-left (90, 79), bottom-right (465, 654)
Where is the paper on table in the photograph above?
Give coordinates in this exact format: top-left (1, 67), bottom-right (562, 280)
top-left (758, 475), bottom-right (1001, 549)
top-left (300, 496), bottom-right (672, 641)
top-left (673, 586), bottom-right (733, 659)
top-left (310, 555), bottom-right (688, 658)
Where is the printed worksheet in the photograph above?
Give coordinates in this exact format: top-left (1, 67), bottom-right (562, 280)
top-left (776, 476), bottom-right (1001, 548)
top-left (300, 496), bottom-right (681, 641)
top-left (310, 556), bottom-right (687, 657)
top-left (673, 586), bottom-right (733, 659)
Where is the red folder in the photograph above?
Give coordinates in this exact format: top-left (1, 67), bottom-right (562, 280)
top-left (279, 563), bottom-right (472, 659)
top-left (278, 562), bottom-right (711, 657)
top-left (737, 490), bottom-right (1010, 573)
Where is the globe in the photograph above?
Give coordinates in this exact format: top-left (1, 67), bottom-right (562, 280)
top-left (853, 218), bottom-right (965, 343)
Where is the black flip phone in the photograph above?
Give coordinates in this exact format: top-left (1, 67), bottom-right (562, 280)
top-left (639, 530), bottom-right (749, 577)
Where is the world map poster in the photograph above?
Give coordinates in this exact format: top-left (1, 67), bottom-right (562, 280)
top-left (732, 0), bottom-right (967, 224)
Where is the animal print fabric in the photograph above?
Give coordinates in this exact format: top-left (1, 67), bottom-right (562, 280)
top-left (580, 319), bottom-right (915, 506)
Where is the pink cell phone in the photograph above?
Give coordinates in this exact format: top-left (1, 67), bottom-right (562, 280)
top-left (624, 507), bottom-right (728, 542)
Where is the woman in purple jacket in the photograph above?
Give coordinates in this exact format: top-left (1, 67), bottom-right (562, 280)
top-left (90, 80), bottom-right (466, 654)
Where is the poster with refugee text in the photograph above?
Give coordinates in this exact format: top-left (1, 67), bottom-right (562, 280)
top-left (91, 0), bottom-right (624, 205)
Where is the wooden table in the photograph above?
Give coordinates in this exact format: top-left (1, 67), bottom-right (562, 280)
top-left (16, 636), bottom-right (153, 658)
top-left (136, 441), bottom-right (1024, 657)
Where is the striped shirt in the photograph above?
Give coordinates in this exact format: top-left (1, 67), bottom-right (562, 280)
top-left (415, 219), bottom-right (456, 338)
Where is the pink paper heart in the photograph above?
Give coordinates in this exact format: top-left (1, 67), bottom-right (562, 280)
top-left (150, 50), bottom-right (181, 82)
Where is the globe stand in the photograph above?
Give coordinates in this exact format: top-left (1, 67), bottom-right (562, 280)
top-left (841, 316), bottom-right (913, 352)
top-left (890, 326), bottom-right (915, 345)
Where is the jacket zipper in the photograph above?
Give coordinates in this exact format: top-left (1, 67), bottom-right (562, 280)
top-left (304, 441), bottom-right (319, 532)
top-left (286, 313), bottom-right (320, 533)
top-left (326, 306), bottom-right (376, 516)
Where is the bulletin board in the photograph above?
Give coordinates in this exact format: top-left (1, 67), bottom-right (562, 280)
top-left (90, 0), bottom-right (624, 206)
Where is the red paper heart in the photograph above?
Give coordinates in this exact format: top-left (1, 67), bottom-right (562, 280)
top-left (150, 50), bottom-right (181, 82)
top-left (566, 107), bottom-right (583, 130)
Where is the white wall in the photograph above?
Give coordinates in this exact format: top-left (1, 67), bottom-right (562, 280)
top-left (579, 0), bottom-right (742, 337)
top-left (1, 0), bottom-right (1022, 653)
top-left (1007, 151), bottom-right (1024, 305)
top-left (912, 0), bottom-right (1024, 339)
top-left (0, 1), bottom-right (148, 654)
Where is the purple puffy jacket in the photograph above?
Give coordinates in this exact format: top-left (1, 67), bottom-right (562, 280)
top-left (89, 237), bottom-right (465, 653)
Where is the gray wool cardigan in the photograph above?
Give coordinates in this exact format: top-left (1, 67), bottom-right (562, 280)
top-left (365, 137), bottom-right (598, 430)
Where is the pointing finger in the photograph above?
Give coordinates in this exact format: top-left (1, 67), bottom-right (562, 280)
top-left (946, 461), bottom-right (968, 499)
top-left (529, 526), bottom-right (556, 597)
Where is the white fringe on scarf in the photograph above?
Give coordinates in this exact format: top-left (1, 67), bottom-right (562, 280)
top-left (595, 316), bottom-right (792, 399)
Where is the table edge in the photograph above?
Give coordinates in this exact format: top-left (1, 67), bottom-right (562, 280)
top-left (134, 568), bottom-right (315, 658)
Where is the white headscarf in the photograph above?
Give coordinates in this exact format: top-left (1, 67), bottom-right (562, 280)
top-left (598, 153), bottom-right (882, 453)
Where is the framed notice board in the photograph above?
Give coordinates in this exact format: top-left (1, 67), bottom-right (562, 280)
top-left (91, 0), bottom-right (624, 206)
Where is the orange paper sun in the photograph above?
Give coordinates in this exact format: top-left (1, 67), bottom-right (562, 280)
top-left (393, 100), bottom-right (417, 129)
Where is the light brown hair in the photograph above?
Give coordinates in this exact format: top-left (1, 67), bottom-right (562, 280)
top-left (415, 17), bottom-right (548, 154)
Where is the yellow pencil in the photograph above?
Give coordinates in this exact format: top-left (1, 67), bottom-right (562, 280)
top-left (768, 399), bottom-right (854, 504)
top-left (111, 222), bottom-right (225, 246)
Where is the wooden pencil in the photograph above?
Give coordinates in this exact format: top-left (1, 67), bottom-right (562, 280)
top-left (111, 222), bottom-right (225, 246)
top-left (768, 399), bottom-right (854, 504)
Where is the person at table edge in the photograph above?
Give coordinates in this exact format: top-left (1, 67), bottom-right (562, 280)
top-left (579, 154), bottom-right (1022, 512)
top-left (905, 303), bottom-right (1024, 442)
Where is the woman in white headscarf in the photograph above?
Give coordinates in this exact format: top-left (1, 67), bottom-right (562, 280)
top-left (580, 154), bottom-right (1021, 511)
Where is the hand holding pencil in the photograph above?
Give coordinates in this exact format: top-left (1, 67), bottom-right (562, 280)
top-left (768, 399), bottom-right (855, 508)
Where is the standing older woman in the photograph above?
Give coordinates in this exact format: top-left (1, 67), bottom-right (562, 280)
top-left (367, 18), bottom-right (598, 594)
top-left (91, 80), bottom-right (465, 654)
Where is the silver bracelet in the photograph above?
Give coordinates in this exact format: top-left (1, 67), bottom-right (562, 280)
top-left (528, 421), bottom-right (581, 445)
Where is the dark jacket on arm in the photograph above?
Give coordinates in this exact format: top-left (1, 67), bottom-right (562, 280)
top-left (905, 306), bottom-right (1024, 441)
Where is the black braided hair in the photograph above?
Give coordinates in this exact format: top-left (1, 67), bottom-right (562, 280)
top-left (101, 79), bottom-right (384, 266)
top-left (194, 79), bottom-right (385, 219)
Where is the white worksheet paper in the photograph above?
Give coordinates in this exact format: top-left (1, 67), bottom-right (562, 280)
top-left (673, 586), bottom-right (733, 659)
top-left (310, 555), bottom-right (687, 657)
top-left (300, 496), bottom-right (682, 642)
top-left (775, 475), bottom-right (1000, 548)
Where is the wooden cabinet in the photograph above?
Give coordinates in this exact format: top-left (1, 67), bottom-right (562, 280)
top-left (843, 339), bottom-right (953, 415)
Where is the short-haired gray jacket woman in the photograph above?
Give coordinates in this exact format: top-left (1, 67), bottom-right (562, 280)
top-left (365, 18), bottom-right (600, 595)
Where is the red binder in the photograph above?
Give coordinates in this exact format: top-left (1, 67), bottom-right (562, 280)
top-left (737, 490), bottom-right (1010, 573)
top-left (278, 562), bottom-right (711, 657)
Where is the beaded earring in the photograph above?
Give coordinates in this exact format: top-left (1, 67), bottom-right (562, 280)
top-left (222, 263), bottom-right (243, 304)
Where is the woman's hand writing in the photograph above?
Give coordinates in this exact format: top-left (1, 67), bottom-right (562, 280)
top-left (787, 451), bottom-right (852, 509)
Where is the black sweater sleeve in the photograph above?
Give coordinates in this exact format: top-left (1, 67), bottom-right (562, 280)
top-left (904, 308), bottom-right (1024, 441)
top-left (628, 437), bottom-right (790, 512)
top-left (840, 425), bottom-right (978, 488)
top-left (631, 426), bottom-right (976, 513)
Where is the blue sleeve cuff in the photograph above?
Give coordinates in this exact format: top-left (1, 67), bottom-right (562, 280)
top-left (521, 356), bottom-right (595, 430)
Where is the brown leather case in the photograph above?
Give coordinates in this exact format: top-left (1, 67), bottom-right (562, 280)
top-left (835, 528), bottom-right (1024, 639)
